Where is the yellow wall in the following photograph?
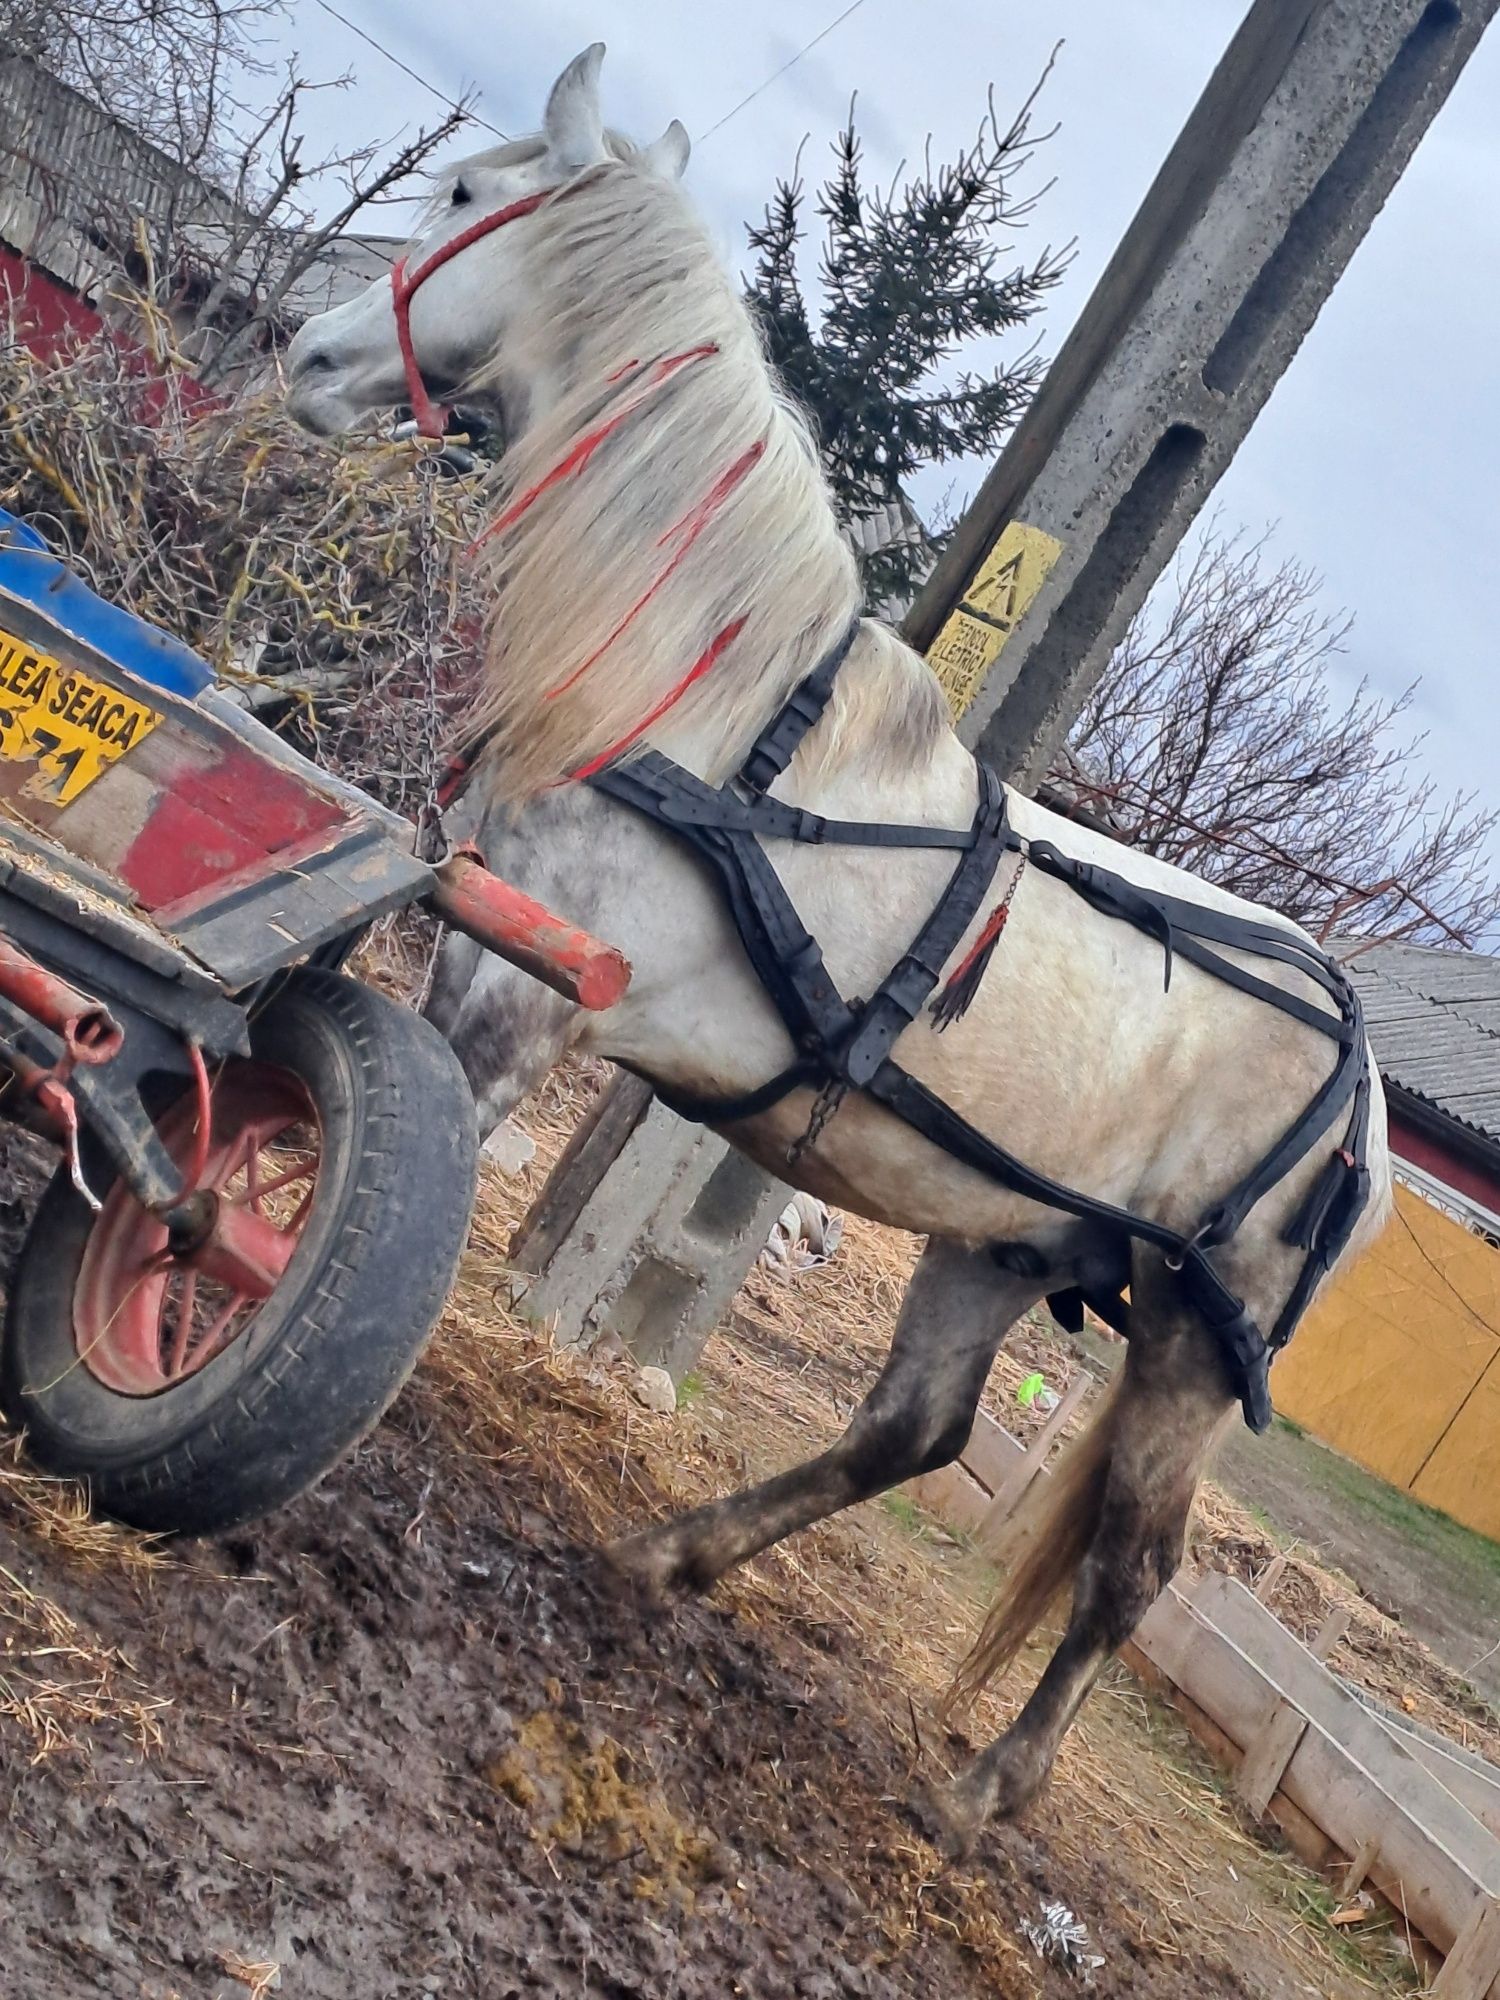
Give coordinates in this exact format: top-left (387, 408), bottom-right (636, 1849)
top-left (1273, 1184), bottom-right (1500, 1541)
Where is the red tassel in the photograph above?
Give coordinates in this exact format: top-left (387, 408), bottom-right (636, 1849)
top-left (930, 855), bottom-right (1027, 1031)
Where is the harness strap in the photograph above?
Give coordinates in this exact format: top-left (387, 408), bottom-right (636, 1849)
top-left (634, 763), bottom-right (985, 850)
top-left (574, 621), bottom-right (1370, 1435)
top-left (1026, 843), bottom-right (1354, 1033)
top-left (865, 1061), bottom-right (1281, 1425)
top-left (741, 621), bottom-right (860, 793)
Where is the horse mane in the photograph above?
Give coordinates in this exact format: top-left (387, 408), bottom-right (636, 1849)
top-left (460, 153), bottom-right (949, 801)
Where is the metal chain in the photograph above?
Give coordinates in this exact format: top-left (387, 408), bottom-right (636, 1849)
top-left (412, 453), bottom-right (450, 865)
top-left (786, 1075), bottom-right (847, 1169)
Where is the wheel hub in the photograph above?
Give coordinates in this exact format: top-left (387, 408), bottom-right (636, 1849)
top-left (73, 1062), bottom-right (322, 1397)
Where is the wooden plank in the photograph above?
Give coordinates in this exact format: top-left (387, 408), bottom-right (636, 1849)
top-left (909, 1461), bottom-right (992, 1538)
top-left (1434, 1897), bottom-right (1500, 2000)
top-left (1193, 1575), bottom-right (1500, 1895)
top-left (1128, 1630), bottom-right (1449, 1985)
top-left (955, 1407), bottom-right (1026, 1497)
top-left (1310, 1602), bottom-right (1352, 1662)
top-left (1237, 1603), bottom-right (1349, 1815)
top-left (1236, 1702), bottom-right (1309, 1817)
top-left (1253, 1551), bottom-right (1288, 1603)
top-left (1359, 1701), bottom-right (1500, 1843)
top-left (974, 1372), bottom-right (1094, 1543)
top-left (1132, 1580), bottom-right (1500, 1962)
top-left (1339, 1836), bottom-right (1381, 1900)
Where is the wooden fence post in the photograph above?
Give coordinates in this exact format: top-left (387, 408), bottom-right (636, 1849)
top-left (1432, 1895), bottom-right (1500, 2000)
top-left (974, 1371), bottom-right (1095, 1548)
top-left (1234, 1603), bottom-right (1353, 1819)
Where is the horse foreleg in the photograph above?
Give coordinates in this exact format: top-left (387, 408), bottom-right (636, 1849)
top-left (608, 1241), bottom-right (1045, 1594)
top-left (937, 1296), bottom-right (1233, 1846)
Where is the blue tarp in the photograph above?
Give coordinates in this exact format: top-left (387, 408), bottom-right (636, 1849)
top-left (0, 507), bottom-right (214, 701)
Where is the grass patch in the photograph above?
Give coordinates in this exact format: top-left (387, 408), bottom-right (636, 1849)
top-left (1244, 1500), bottom-right (1295, 1549)
top-left (1311, 1445), bottom-right (1500, 1584)
top-left (879, 1490), bottom-right (929, 1539)
top-left (675, 1372), bottom-right (707, 1409)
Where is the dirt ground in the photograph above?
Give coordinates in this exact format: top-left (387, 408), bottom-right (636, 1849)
top-left (0, 1083), bottom-right (1415, 2000)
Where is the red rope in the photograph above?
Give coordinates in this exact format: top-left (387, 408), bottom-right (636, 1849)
top-left (544, 438), bottom-right (766, 700)
top-left (563, 616), bottom-right (748, 783)
top-left (390, 191), bottom-right (552, 437)
top-left (468, 345), bottom-right (720, 555)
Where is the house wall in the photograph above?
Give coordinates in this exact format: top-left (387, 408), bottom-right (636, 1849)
top-left (1388, 1106), bottom-right (1500, 1221)
top-left (1272, 1180), bottom-right (1500, 1542)
top-left (0, 245), bottom-right (101, 354)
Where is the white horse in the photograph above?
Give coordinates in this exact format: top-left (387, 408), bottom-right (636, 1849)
top-left (284, 47), bottom-right (1391, 1844)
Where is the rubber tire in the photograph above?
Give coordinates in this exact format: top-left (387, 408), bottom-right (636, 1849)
top-left (1, 968), bottom-right (478, 1535)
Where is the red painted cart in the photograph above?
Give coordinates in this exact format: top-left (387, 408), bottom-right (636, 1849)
top-left (0, 508), bottom-right (628, 1533)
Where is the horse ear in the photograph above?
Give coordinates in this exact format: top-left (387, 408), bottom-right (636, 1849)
top-left (543, 44), bottom-right (607, 170)
top-left (641, 119), bottom-right (690, 181)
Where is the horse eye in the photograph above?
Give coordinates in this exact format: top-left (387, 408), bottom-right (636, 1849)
top-left (451, 181), bottom-right (472, 207)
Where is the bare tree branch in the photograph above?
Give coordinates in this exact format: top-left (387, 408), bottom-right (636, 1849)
top-left (1062, 527), bottom-right (1500, 945)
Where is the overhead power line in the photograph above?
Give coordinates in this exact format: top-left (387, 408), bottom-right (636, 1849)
top-left (310, 0), bottom-right (509, 140)
top-left (696, 0), bottom-right (872, 144)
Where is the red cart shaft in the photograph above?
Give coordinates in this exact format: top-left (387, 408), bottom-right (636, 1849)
top-left (0, 934), bottom-right (123, 1061)
top-left (428, 855), bottom-right (631, 1012)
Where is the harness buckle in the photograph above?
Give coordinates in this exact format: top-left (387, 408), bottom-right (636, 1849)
top-left (1163, 1218), bottom-right (1215, 1274)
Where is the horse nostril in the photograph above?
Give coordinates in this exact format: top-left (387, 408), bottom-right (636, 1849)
top-left (295, 349), bottom-right (336, 378)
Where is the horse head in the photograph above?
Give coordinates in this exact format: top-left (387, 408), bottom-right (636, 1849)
top-left (284, 45), bottom-right (690, 441)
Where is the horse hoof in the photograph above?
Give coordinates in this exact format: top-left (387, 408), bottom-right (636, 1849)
top-left (915, 1774), bottom-right (987, 1860)
top-left (600, 1529), bottom-right (685, 1605)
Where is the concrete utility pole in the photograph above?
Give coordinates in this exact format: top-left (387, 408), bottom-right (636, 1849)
top-left (509, 0), bottom-right (1497, 1377)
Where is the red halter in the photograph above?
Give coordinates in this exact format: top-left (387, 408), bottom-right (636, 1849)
top-left (389, 190), bottom-right (551, 437)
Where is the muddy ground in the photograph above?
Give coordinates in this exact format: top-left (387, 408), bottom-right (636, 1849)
top-left (0, 1373), bottom-right (1340, 2000)
top-left (0, 1128), bottom-right (1398, 2000)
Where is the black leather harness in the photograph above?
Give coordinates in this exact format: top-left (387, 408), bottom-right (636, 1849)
top-left (582, 618), bottom-right (1373, 1433)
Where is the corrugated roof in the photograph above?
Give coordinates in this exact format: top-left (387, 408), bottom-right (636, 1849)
top-left (0, 58), bottom-right (401, 324)
top-left (1335, 938), bottom-right (1500, 1145)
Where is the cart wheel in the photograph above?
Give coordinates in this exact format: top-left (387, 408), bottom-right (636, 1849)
top-left (1, 969), bottom-right (478, 1534)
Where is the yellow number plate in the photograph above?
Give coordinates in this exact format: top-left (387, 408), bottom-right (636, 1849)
top-left (0, 627), bottom-right (163, 805)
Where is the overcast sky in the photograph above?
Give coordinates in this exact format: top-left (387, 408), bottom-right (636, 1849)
top-left (274, 0), bottom-right (1500, 889)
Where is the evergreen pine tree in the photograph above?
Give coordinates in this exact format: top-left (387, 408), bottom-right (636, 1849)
top-left (744, 74), bottom-right (1069, 608)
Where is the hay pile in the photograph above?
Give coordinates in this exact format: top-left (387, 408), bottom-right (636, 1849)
top-left (0, 314), bottom-right (489, 817)
top-left (0, 1440), bottom-right (168, 1762)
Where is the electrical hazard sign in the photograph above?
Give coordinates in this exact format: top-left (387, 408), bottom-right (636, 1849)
top-left (0, 627), bottom-right (163, 805)
top-left (926, 521), bottom-right (1063, 722)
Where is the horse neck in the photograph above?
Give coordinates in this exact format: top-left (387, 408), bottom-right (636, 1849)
top-left (466, 168), bottom-right (943, 800)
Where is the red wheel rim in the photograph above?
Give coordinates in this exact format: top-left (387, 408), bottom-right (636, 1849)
top-left (74, 1061), bottom-right (322, 1396)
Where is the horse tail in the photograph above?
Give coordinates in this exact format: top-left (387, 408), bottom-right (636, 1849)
top-left (941, 1372), bottom-right (1124, 1715)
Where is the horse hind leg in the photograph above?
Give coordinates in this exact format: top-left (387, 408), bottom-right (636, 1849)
top-left (608, 1240), bottom-right (1047, 1594)
top-left (933, 1258), bottom-right (1237, 1848)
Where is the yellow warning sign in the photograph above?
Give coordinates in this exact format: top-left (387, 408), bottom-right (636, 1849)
top-left (0, 627), bottom-right (162, 805)
top-left (927, 521), bottom-right (1064, 721)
